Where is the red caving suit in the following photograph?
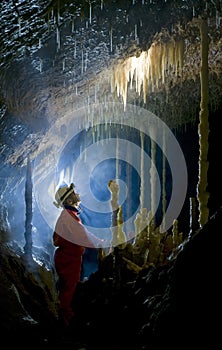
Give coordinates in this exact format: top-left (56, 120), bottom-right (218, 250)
top-left (53, 206), bottom-right (103, 326)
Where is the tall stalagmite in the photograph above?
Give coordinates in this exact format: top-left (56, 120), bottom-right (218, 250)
top-left (197, 17), bottom-right (210, 227)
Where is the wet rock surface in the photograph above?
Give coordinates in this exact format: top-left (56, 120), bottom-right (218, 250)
top-left (1, 206), bottom-right (220, 349)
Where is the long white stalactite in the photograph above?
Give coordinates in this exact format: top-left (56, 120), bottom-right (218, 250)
top-left (112, 38), bottom-right (184, 109)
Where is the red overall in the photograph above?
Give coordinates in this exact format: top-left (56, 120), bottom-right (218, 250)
top-left (53, 209), bottom-right (85, 326)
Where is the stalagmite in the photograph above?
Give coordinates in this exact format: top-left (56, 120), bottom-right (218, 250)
top-left (116, 206), bottom-right (127, 248)
top-left (172, 219), bottom-right (182, 247)
top-left (150, 131), bottom-right (157, 227)
top-left (140, 131), bottom-right (145, 209)
top-left (134, 212), bottom-right (142, 237)
top-left (122, 257), bottom-right (142, 273)
top-left (147, 210), bottom-right (155, 237)
top-left (133, 208), bottom-right (149, 265)
top-left (116, 128), bottom-right (120, 179)
top-left (134, 207), bottom-right (148, 245)
top-left (126, 142), bottom-right (133, 228)
top-left (108, 180), bottom-right (126, 248)
top-left (24, 155), bottom-right (33, 262)
top-left (162, 130), bottom-right (167, 232)
top-left (147, 227), bottom-right (161, 267)
top-left (197, 17), bottom-right (210, 227)
top-left (189, 197), bottom-right (199, 236)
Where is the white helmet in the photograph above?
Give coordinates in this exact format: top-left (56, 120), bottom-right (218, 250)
top-left (53, 183), bottom-right (76, 208)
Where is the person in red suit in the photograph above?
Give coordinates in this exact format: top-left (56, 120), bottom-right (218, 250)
top-left (53, 182), bottom-right (105, 326)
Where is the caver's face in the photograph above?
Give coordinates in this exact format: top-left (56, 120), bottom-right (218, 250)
top-left (66, 191), bottom-right (81, 206)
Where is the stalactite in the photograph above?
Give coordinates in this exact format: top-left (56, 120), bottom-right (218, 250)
top-left (197, 17), bottom-right (210, 227)
top-left (24, 155), bottom-right (33, 262)
top-left (112, 38), bottom-right (184, 108)
top-left (110, 26), bottom-right (113, 53)
top-left (81, 50), bottom-right (84, 74)
top-left (89, 2), bottom-right (92, 25)
top-left (56, 27), bottom-right (60, 50)
top-left (161, 42), bottom-right (167, 84)
top-left (167, 39), bottom-right (175, 70)
top-left (175, 39), bottom-right (185, 75)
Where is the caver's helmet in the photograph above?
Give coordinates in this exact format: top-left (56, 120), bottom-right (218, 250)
top-left (53, 183), bottom-right (80, 208)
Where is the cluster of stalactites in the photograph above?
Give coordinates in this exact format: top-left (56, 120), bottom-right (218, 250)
top-left (111, 38), bottom-right (185, 109)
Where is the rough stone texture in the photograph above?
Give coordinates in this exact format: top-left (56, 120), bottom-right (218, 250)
top-left (1, 1), bottom-right (222, 179)
top-left (0, 2), bottom-right (221, 348)
top-left (0, 206), bottom-right (220, 348)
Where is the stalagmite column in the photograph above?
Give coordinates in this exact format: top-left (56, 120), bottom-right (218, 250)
top-left (162, 130), bottom-right (167, 232)
top-left (150, 129), bottom-right (157, 227)
top-left (108, 179), bottom-right (126, 248)
top-left (126, 141), bottom-right (133, 235)
top-left (116, 127), bottom-right (120, 179)
top-left (140, 131), bottom-right (145, 209)
top-left (24, 155), bottom-right (33, 262)
top-left (197, 17), bottom-right (210, 227)
top-left (189, 197), bottom-right (199, 236)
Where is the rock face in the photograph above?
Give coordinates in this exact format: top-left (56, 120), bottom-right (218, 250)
top-left (1, 1), bottom-right (222, 131)
top-left (0, 206), bottom-right (220, 348)
top-left (0, 1), bottom-right (222, 202)
top-left (67, 207), bottom-right (220, 349)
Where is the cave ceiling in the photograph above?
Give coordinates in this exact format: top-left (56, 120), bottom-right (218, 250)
top-left (0, 0), bottom-right (222, 197)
